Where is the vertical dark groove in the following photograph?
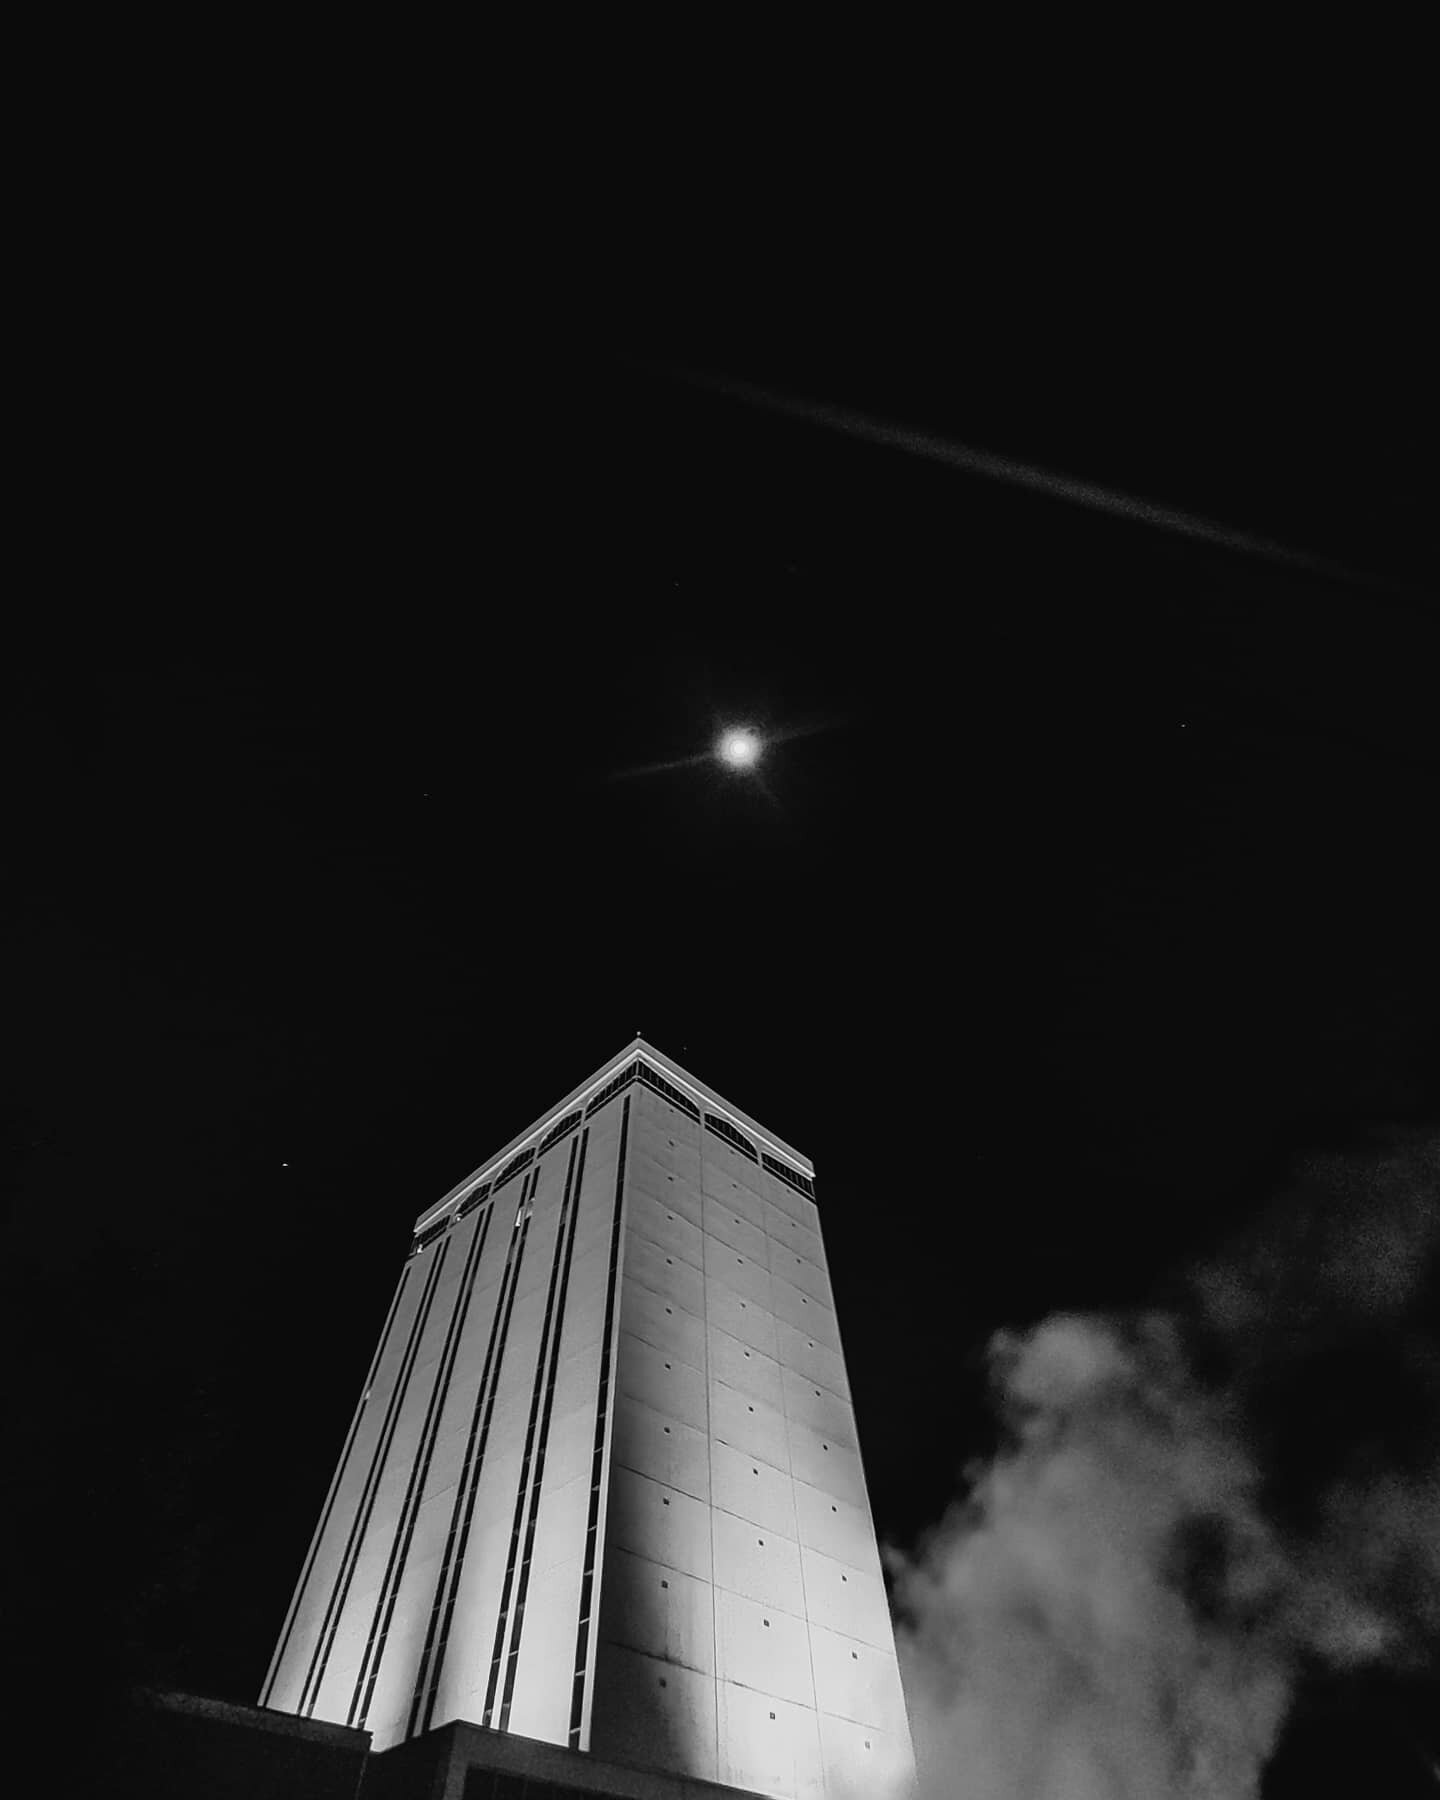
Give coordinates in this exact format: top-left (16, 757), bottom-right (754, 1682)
top-left (498, 1127), bottom-right (588, 1729)
top-left (301, 1239), bottom-right (450, 1716)
top-left (349, 1199), bottom-right (495, 1727)
top-left (481, 1136), bottom-right (582, 1725)
top-left (568, 1096), bottom-right (630, 1748)
top-left (407, 1172), bottom-right (537, 1739)
top-left (261, 1263), bottom-right (410, 1707)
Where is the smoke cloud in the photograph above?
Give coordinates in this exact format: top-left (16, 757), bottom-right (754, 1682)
top-left (881, 1130), bottom-right (1440, 1800)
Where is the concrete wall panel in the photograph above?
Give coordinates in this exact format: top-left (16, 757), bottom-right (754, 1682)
top-left (630, 1113), bottom-right (702, 1168)
top-left (620, 1276), bottom-right (706, 1369)
top-left (800, 1547), bottom-right (892, 1650)
top-left (627, 1189), bottom-right (704, 1271)
top-left (766, 1208), bottom-right (824, 1268)
top-left (709, 1377), bottom-right (791, 1473)
top-left (616, 1330), bottom-right (707, 1431)
top-left (715, 1587), bottom-right (814, 1707)
top-left (710, 1245), bottom-right (774, 1310)
top-left (711, 1508), bottom-right (805, 1617)
top-left (701, 1195), bottom-right (769, 1265)
top-left (793, 1481), bottom-right (881, 1576)
top-left (589, 1643), bottom-right (719, 1783)
top-left (705, 1279), bottom-right (778, 1358)
top-left (781, 1366), bottom-right (857, 1447)
top-left (605, 1466), bottom-right (711, 1582)
top-left (630, 1159), bottom-right (703, 1230)
top-left (781, 1253), bottom-right (833, 1307)
top-left (788, 1422), bottom-right (867, 1508)
top-left (771, 1273), bottom-right (840, 1351)
top-left (597, 1546), bottom-right (715, 1675)
top-left (759, 1178), bottom-right (820, 1233)
top-left (626, 1234), bottom-right (706, 1317)
top-left (707, 1326), bottom-right (783, 1412)
top-left (700, 1138), bottom-right (759, 1187)
top-left (702, 1164), bottom-right (766, 1221)
top-left (628, 1125), bottom-right (698, 1170)
top-left (729, 1180), bottom-right (770, 1234)
top-left (716, 1681), bottom-right (825, 1800)
top-left (711, 1440), bottom-right (799, 1540)
top-left (818, 1710), bottom-right (912, 1799)
top-left (774, 1320), bottom-right (851, 1401)
top-left (612, 1394), bottom-right (711, 1503)
top-left (809, 1624), bottom-right (911, 1736)
top-left (671, 1178), bottom-right (705, 1233)
top-left (633, 1091), bottom-right (703, 1142)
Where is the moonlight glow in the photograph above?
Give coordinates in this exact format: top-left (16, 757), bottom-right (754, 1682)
top-left (718, 727), bottom-right (761, 768)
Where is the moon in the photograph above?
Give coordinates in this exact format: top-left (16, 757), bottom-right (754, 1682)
top-left (718, 727), bottom-right (761, 768)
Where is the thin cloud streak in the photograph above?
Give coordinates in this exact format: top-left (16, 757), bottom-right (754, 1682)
top-left (628, 357), bottom-right (1418, 597)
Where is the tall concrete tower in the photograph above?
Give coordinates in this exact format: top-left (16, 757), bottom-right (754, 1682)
top-left (262, 1040), bottom-right (914, 1798)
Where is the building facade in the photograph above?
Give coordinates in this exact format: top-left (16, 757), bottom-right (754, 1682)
top-left (262, 1041), bottom-right (914, 1799)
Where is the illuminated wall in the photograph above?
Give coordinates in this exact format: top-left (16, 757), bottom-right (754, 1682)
top-left (261, 1041), bottom-right (915, 1799)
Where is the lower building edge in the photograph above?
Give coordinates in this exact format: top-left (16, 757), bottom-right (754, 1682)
top-left (114, 1689), bottom-right (876, 1800)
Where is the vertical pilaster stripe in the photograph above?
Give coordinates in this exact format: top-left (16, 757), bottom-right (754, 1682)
top-left (348, 1198), bottom-right (496, 1726)
top-left (301, 1238), bottom-right (449, 1716)
top-left (568, 1096), bottom-right (629, 1747)
top-left (260, 1262), bottom-right (410, 1707)
top-left (497, 1127), bottom-right (589, 1729)
top-left (407, 1172), bottom-right (537, 1739)
top-left (481, 1135), bottom-right (582, 1725)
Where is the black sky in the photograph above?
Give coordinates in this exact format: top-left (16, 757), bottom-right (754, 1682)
top-left (11, 79), bottom-right (1439, 1790)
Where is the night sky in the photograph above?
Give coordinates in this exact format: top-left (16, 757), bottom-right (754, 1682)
top-left (11, 96), bottom-right (1439, 1792)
